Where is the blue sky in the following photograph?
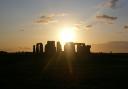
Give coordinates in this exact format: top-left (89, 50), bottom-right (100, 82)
top-left (0, 0), bottom-right (128, 52)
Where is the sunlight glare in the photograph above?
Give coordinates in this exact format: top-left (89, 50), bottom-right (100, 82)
top-left (60, 27), bottom-right (76, 43)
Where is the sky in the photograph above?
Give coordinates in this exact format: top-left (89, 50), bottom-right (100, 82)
top-left (0, 0), bottom-right (128, 52)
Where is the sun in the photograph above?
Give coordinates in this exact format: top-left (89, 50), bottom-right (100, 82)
top-left (59, 27), bottom-right (76, 43)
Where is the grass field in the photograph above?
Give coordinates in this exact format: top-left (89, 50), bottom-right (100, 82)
top-left (0, 53), bottom-right (128, 89)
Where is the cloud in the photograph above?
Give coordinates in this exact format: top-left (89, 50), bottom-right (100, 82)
top-left (124, 25), bottom-right (128, 29)
top-left (74, 23), bottom-right (92, 30)
top-left (86, 25), bottom-right (92, 28)
top-left (36, 13), bottom-right (68, 24)
top-left (96, 14), bottom-right (117, 21)
top-left (102, 0), bottom-right (119, 8)
top-left (36, 15), bottom-right (56, 24)
top-left (19, 29), bottom-right (25, 31)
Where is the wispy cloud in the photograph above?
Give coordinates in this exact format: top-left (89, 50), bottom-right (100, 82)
top-left (36, 13), bottom-right (68, 24)
top-left (36, 15), bottom-right (56, 24)
top-left (74, 22), bottom-right (93, 30)
top-left (96, 14), bottom-right (117, 21)
top-left (19, 28), bottom-right (25, 31)
top-left (86, 25), bottom-right (92, 28)
top-left (124, 25), bottom-right (128, 29)
top-left (102, 0), bottom-right (119, 8)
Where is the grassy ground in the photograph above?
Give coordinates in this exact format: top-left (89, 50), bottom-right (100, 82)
top-left (0, 53), bottom-right (128, 89)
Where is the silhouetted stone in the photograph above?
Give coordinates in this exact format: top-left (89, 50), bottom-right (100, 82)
top-left (64, 42), bottom-right (75, 54)
top-left (45, 41), bottom-right (56, 55)
top-left (33, 45), bottom-right (36, 54)
top-left (33, 43), bottom-right (43, 54)
top-left (75, 43), bottom-right (91, 55)
top-left (57, 41), bottom-right (62, 53)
